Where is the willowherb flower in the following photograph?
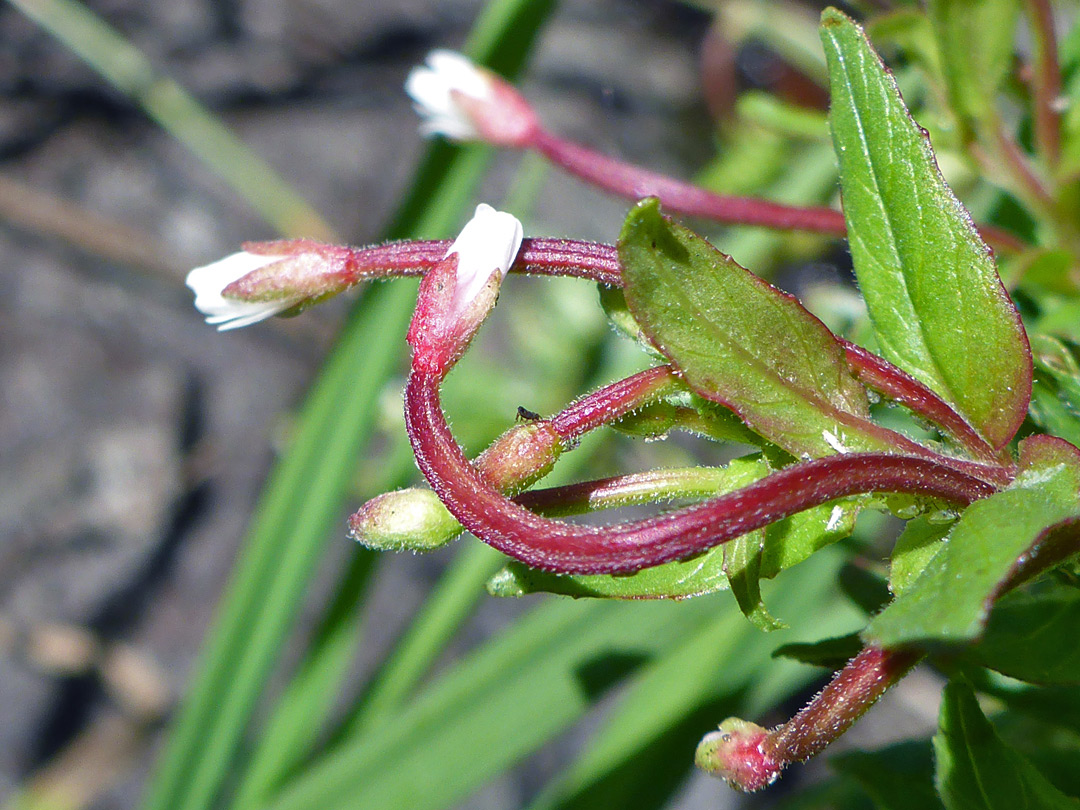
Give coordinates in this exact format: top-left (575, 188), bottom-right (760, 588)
top-left (186, 240), bottom-right (359, 330)
top-left (186, 250), bottom-right (297, 331)
top-left (445, 202), bottom-right (523, 318)
top-left (405, 50), bottom-right (539, 147)
top-left (407, 203), bottom-right (524, 373)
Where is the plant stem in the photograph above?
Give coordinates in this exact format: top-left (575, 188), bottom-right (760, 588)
top-left (532, 128), bottom-right (849, 234)
top-left (320, 240), bottom-right (1014, 481)
top-left (406, 362), bottom-right (996, 575)
top-left (764, 646), bottom-right (921, 764)
top-left (1025, 0), bottom-right (1062, 171)
top-left (840, 340), bottom-right (1006, 464)
top-left (525, 128), bottom-right (1025, 252)
top-left (515, 467), bottom-right (731, 515)
top-left (697, 645), bottom-right (921, 791)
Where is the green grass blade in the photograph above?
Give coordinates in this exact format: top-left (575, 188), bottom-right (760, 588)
top-left (268, 596), bottom-right (722, 810)
top-left (528, 549), bottom-right (861, 810)
top-left (6, 0), bottom-right (335, 240)
top-left (345, 540), bottom-right (506, 735)
top-left (226, 547), bottom-right (377, 810)
top-left (141, 280), bottom-right (419, 810)
top-left (139, 2), bottom-right (558, 808)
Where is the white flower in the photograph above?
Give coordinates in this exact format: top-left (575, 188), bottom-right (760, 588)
top-left (405, 50), bottom-right (494, 141)
top-left (186, 251), bottom-right (293, 331)
top-left (446, 203), bottom-right (523, 318)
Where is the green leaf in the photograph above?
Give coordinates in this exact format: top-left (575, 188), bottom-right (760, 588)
top-left (890, 517), bottom-right (953, 597)
top-left (760, 498), bottom-right (861, 578)
top-left (610, 389), bottom-right (765, 447)
top-left (1039, 301), bottom-right (1080, 345)
top-left (928, 0), bottom-right (1019, 132)
top-left (979, 679), bottom-right (1080, 735)
top-left (934, 679), bottom-right (1080, 810)
top-left (833, 741), bottom-right (943, 810)
top-left (865, 453), bottom-right (1080, 648)
top-left (867, 10), bottom-right (943, 85)
top-left (968, 583), bottom-right (1080, 685)
top-left (598, 285), bottom-right (665, 359)
top-left (486, 548), bottom-right (732, 600)
top-left (821, 8), bottom-right (1031, 450)
top-left (773, 633), bottom-right (863, 669)
top-left (618, 197), bottom-right (893, 458)
top-left (724, 529), bottom-right (786, 631)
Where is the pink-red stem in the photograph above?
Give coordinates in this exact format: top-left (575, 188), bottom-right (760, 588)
top-left (529, 128), bottom-right (1025, 253)
top-left (532, 129), bottom-right (848, 234)
top-left (1025, 0), bottom-right (1062, 170)
top-left (406, 364), bottom-right (996, 574)
top-left (325, 238), bottom-right (1012, 471)
top-left (839, 340), bottom-right (1007, 465)
top-left (765, 646), bottom-right (921, 765)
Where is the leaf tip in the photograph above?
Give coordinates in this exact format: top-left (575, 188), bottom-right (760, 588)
top-left (819, 7), bottom-right (851, 28)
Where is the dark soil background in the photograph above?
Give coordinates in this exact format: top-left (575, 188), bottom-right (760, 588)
top-left (0, 1), bottom-right (938, 807)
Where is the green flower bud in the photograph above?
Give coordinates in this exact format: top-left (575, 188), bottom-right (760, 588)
top-left (348, 488), bottom-right (463, 551)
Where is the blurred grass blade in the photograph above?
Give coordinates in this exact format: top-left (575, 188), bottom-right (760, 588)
top-left (141, 280), bottom-right (418, 810)
top-left (528, 549), bottom-right (860, 810)
top-left (6, 0), bottom-right (335, 240)
top-left (344, 541), bottom-right (506, 736)
top-left (225, 549), bottom-right (377, 810)
top-left (138, 1), bottom-right (557, 809)
top-left (268, 597), bottom-right (720, 810)
top-left (227, 430), bottom-right (429, 810)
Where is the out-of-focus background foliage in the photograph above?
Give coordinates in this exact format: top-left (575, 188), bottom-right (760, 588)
top-left (0, 1), bottom-right (952, 808)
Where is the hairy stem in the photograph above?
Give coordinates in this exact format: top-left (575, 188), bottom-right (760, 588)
top-left (765, 646), bottom-right (921, 764)
top-left (406, 364), bottom-right (996, 574)
top-left (697, 645), bottom-right (921, 791)
top-left (527, 128), bottom-right (1025, 252)
top-left (313, 238), bottom-right (1014, 480)
top-left (515, 467), bottom-right (731, 516)
top-left (840, 340), bottom-right (1007, 465)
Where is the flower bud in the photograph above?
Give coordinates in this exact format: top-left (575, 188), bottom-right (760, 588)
top-left (475, 421), bottom-right (562, 494)
top-left (406, 50), bottom-right (540, 148)
top-left (407, 203), bottom-right (523, 373)
top-left (348, 488), bottom-right (463, 551)
top-left (186, 240), bottom-right (355, 330)
top-left (694, 718), bottom-right (780, 792)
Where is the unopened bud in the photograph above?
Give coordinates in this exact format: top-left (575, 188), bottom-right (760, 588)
top-left (695, 718), bottom-right (780, 792)
top-left (349, 488), bottom-right (463, 551)
top-left (406, 50), bottom-right (540, 148)
top-left (407, 204), bottom-right (523, 373)
top-left (475, 421), bottom-right (563, 494)
top-left (187, 240), bottom-right (355, 330)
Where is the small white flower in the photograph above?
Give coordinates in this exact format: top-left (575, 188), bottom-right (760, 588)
top-left (405, 50), bottom-right (494, 141)
top-left (186, 251), bottom-right (292, 331)
top-left (446, 203), bottom-right (523, 318)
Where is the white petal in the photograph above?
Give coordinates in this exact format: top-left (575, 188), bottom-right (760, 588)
top-left (186, 251), bottom-right (293, 331)
top-left (446, 203), bottom-right (524, 316)
top-left (405, 50), bottom-right (493, 141)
